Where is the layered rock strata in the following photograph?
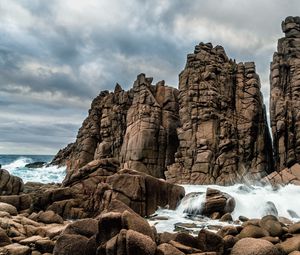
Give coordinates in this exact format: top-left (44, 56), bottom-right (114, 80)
top-left (165, 43), bottom-right (273, 185)
top-left (270, 16), bottom-right (300, 171)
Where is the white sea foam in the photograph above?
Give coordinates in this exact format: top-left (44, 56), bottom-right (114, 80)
top-left (13, 164), bottom-right (66, 183)
top-left (151, 184), bottom-right (300, 233)
top-left (2, 157), bottom-right (33, 171)
top-left (2, 157), bottom-right (66, 183)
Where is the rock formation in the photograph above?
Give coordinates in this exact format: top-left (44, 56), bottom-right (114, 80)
top-left (119, 74), bottom-right (179, 178)
top-left (3, 16), bottom-right (300, 255)
top-left (0, 169), bottom-right (24, 195)
top-left (165, 43), bottom-right (273, 185)
top-left (270, 16), bottom-right (300, 172)
top-left (52, 43), bottom-right (272, 185)
top-left (56, 74), bottom-right (179, 182)
top-left (61, 86), bottom-right (133, 181)
top-left (263, 163), bottom-right (300, 186)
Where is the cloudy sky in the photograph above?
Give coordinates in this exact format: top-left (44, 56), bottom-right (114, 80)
top-left (0, 0), bottom-right (299, 155)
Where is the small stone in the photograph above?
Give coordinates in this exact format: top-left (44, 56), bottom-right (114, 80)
top-left (289, 222), bottom-right (300, 234)
top-left (259, 215), bottom-right (283, 237)
top-left (0, 202), bottom-right (17, 215)
top-left (156, 243), bottom-right (185, 255)
top-left (238, 215), bottom-right (249, 222)
top-left (220, 213), bottom-right (233, 222)
top-left (0, 243), bottom-right (31, 255)
top-left (36, 210), bottom-right (64, 224)
top-left (35, 239), bottom-right (55, 253)
top-left (238, 225), bottom-right (269, 238)
top-left (231, 238), bottom-right (282, 255)
top-left (0, 228), bottom-right (11, 247)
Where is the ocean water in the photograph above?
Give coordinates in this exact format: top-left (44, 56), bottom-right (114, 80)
top-left (151, 184), bottom-right (300, 233)
top-left (2, 155), bottom-right (300, 233)
top-left (0, 155), bottom-right (66, 183)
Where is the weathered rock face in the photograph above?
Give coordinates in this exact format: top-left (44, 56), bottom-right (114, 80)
top-left (120, 74), bottom-right (179, 178)
top-left (165, 42), bottom-right (273, 185)
top-left (27, 159), bottom-right (184, 219)
top-left (102, 169), bottom-right (185, 217)
top-left (263, 163), bottom-right (300, 186)
top-left (56, 73), bottom-right (179, 182)
top-left (270, 16), bottom-right (300, 172)
top-left (50, 143), bottom-right (75, 167)
top-left (62, 85), bottom-right (133, 182)
top-left (0, 169), bottom-right (24, 195)
top-left (29, 158), bottom-right (120, 219)
top-left (53, 43), bottom-right (272, 185)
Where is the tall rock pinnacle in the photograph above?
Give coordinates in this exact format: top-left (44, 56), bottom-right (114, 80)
top-left (53, 44), bottom-right (273, 185)
top-left (120, 73), bottom-right (180, 178)
top-left (270, 16), bottom-right (300, 171)
top-left (165, 42), bottom-right (273, 185)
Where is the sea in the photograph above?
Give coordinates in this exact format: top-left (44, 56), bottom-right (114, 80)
top-left (1, 154), bottom-right (300, 233)
top-left (0, 155), bottom-right (66, 184)
top-left (151, 184), bottom-right (300, 232)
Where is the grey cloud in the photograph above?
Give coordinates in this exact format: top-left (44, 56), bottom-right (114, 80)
top-left (1, 0), bottom-right (300, 154)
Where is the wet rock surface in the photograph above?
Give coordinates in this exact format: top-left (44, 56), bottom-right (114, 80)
top-left (183, 188), bottom-right (235, 219)
top-left (25, 162), bottom-right (47, 169)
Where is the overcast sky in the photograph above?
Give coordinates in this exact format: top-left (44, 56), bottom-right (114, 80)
top-left (0, 0), bottom-right (299, 155)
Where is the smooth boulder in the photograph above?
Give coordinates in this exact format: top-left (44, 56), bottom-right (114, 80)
top-left (0, 202), bottom-right (17, 215)
top-left (53, 234), bottom-right (89, 255)
top-left (200, 188), bottom-right (235, 218)
top-left (231, 238), bottom-right (282, 255)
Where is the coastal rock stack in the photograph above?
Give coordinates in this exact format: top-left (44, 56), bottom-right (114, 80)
top-left (53, 74), bottom-right (179, 182)
top-left (53, 45), bottom-right (273, 185)
top-left (270, 16), bottom-right (300, 172)
top-left (165, 43), bottom-right (273, 185)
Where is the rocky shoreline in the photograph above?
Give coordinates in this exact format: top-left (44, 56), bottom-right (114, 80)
top-left (1, 168), bottom-right (300, 255)
top-left (1, 16), bottom-right (300, 255)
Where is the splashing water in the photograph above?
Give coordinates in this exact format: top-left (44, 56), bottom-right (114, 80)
top-left (2, 157), bottom-right (33, 171)
top-left (0, 155), bottom-right (66, 183)
top-left (150, 184), bottom-right (300, 233)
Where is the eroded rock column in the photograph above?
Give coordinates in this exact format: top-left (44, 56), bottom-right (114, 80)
top-left (270, 16), bottom-right (300, 171)
top-left (120, 74), bottom-right (179, 178)
top-left (166, 42), bottom-right (273, 185)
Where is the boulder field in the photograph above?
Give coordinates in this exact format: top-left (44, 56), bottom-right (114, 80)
top-left (2, 169), bottom-right (300, 255)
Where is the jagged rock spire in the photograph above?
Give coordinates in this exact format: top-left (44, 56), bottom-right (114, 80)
top-left (270, 16), bottom-right (300, 171)
top-left (165, 42), bottom-right (273, 185)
